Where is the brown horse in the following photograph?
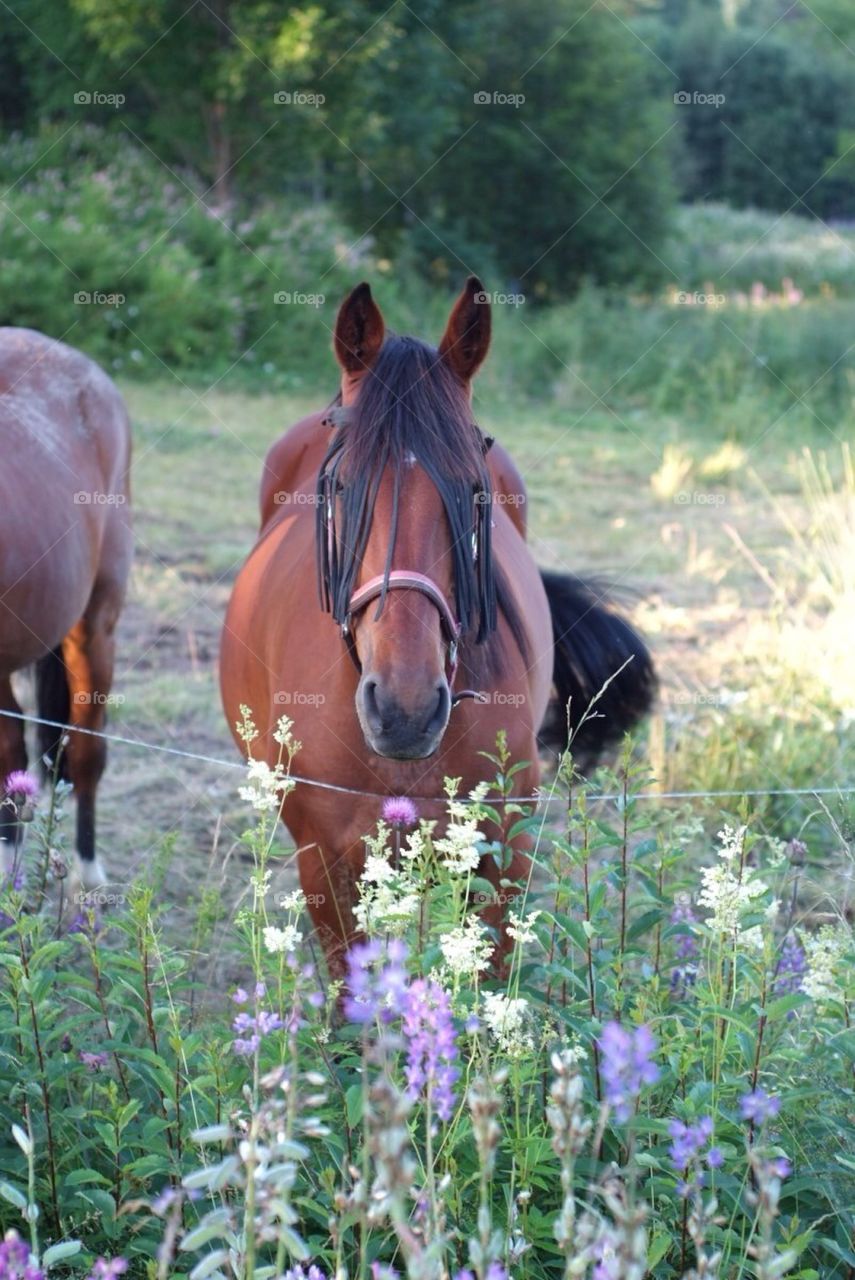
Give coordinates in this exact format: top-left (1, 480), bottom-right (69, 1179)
top-left (221, 279), bottom-right (655, 977)
top-left (0, 329), bottom-right (132, 887)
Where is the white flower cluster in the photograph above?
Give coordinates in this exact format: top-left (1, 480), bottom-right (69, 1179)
top-left (437, 916), bottom-right (494, 980)
top-left (353, 827), bottom-right (421, 936)
top-left (433, 779), bottom-right (489, 876)
top-left (264, 923), bottom-right (302, 954)
top-left (802, 924), bottom-right (852, 1003)
top-left (482, 991), bottom-right (534, 1058)
top-left (264, 887), bottom-right (307, 955)
top-left (239, 758), bottom-right (293, 813)
top-left (507, 907), bottom-right (542, 946)
top-left (698, 824), bottom-right (767, 937)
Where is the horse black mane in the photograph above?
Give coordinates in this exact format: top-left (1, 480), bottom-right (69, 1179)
top-left (316, 335), bottom-right (525, 676)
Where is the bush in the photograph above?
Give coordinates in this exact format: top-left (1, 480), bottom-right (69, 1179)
top-left (1, 722), bottom-right (854, 1278)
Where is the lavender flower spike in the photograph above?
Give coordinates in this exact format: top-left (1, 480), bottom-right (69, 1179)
top-left (597, 1021), bottom-right (660, 1122)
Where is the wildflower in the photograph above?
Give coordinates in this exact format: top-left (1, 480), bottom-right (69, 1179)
top-left (264, 924), bottom-right (302, 954)
top-left (272, 714), bottom-right (300, 751)
top-left (717, 823), bottom-right (747, 863)
top-left (801, 924), bottom-right (851, 1003)
top-left (437, 916), bottom-right (493, 981)
top-left (668, 1115), bottom-right (712, 1169)
top-left (507, 907), bottom-right (542, 945)
top-left (774, 933), bottom-right (807, 997)
top-left (238, 758), bottom-right (291, 813)
top-left (740, 1089), bottom-right (780, 1125)
top-left (279, 888), bottom-right (306, 911)
top-left (86, 1261), bottom-right (128, 1280)
top-left (0, 1230), bottom-right (44, 1280)
top-left (402, 977), bottom-right (459, 1122)
top-left (353, 852), bottom-right (420, 936)
top-left (382, 796), bottom-right (418, 828)
top-left (79, 1050), bottom-right (109, 1072)
top-left (231, 988), bottom-right (283, 1055)
top-left (482, 991), bottom-right (534, 1058)
top-left (282, 1266), bottom-right (328, 1280)
top-left (3, 772), bottom-right (38, 801)
top-left (597, 1022), bottom-right (659, 1122)
top-left (698, 858), bottom-right (766, 936)
top-left (344, 938), bottom-right (409, 1024)
top-left (434, 779), bottom-right (488, 875)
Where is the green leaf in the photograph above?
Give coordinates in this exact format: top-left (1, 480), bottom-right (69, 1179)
top-left (188, 1249), bottom-right (229, 1280)
top-left (345, 1083), bottom-right (363, 1128)
top-left (43, 1241), bottom-right (82, 1266)
top-left (0, 1181), bottom-right (27, 1210)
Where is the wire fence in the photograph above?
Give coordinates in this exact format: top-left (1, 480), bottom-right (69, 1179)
top-left (0, 706), bottom-right (853, 807)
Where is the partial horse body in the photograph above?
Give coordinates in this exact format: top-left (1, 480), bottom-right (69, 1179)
top-left (0, 329), bottom-right (132, 885)
top-left (221, 280), bottom-right (655, 977)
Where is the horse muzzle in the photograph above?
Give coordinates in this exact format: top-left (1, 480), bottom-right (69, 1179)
top-left (357, 674), bottom-right (451, 759)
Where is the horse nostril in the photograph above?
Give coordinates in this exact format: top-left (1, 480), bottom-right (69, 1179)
top-left (424, 681), bottom-right (450, 736)
top-left (362, 678), bottom-right (383, 732)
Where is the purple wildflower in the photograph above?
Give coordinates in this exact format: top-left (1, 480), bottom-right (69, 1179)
top-left (231, 988), bottom-right (284, 1056)
top-left (382, 796), bottom-right (419, 829)
top-left (402, 978), bottom-right (459, 1122)
top-left (597, 1021), bottom-right (660, 1122)
top-left (79, 1051), bottom-right (109, 1072)
top-left (668, 1116), bottom-right (713, 1171)
top-left (740, 1089), bottom-right (781, 1125)
top-left (774, 934), bottom-right (807, 997)
top-left (344, 938), bottom-right (409, 1024)
top-left (0, 1231), bottom-right (44, 1280)
top-left (3, 772), bottom-right (38, 801)
top-left (670, 898), bottom-right (699, 961)
top-left (707, 1146), bottom-right (724, 1168)
top-left (282, 1267), bottom-right (328, 1280)
top-left (85, 1261), bottom-right (128, 1280)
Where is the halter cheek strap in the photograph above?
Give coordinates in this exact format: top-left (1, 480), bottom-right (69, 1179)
top-left (342, 571), bottom-right (479, 701)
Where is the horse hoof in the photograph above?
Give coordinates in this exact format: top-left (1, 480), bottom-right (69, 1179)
top-left (73, 853), bottom-right (108, 891)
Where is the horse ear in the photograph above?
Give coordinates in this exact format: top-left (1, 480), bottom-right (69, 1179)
top-left (438, 276), bottom-right (491, 383)
top-left (334, 282), bottom-right (385, 373)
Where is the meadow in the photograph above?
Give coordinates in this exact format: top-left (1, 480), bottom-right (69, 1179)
top-left (2, 203), bottom-right (855, 1279)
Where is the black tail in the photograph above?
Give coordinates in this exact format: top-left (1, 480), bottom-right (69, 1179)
top-left (538, 570), bottom-right (657, 766)
top-left (35, 646), bottom-right (71, 781)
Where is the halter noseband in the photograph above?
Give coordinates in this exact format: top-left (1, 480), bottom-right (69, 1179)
top-left (342, 570), bottom-right (462, 688)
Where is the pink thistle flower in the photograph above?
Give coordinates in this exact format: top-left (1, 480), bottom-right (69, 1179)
top-left (382, 796), bottom-right (418, 828)
top-left (4, 772), bottom-right (38, 801)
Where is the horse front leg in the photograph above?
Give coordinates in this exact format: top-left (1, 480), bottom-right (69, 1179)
top-left (297, 837), bottom-right (364, 986)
